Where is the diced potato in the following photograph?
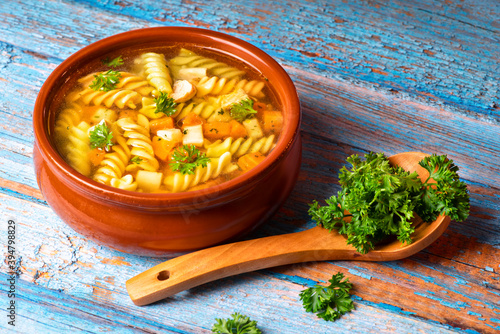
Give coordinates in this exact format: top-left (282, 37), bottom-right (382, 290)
top-left (242, 117), bottom-right (264, 139)
top-left (136, 170), bottom-right (163, 192)
top-left (182, 124), bottom-right (204, 147)
top-left (157, 128), bottom-right (183, 143)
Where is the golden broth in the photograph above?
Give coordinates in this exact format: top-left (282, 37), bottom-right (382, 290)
top-left (53, 46), bottom-right (283, 193)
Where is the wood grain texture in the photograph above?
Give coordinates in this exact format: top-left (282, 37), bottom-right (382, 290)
top-left (0, 0), bottom-right (499, 333)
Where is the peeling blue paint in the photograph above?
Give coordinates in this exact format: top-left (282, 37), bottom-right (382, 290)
top-left (348, 267), bottom-right (372, 280)
top-left (265, 271), bottom-right (322, 287)
top-left (414, 291), bottom-right (471, 311)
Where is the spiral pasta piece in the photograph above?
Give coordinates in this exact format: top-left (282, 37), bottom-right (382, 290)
top-left (210, 135), bottom-right (276, 158)
top-left (135, 52), bottom-right (173, 95)
top-left (66, 87), bottom-right (142, 109)
top-left (195, 76), bottom-right (265, 99)
top-left (65, 121), bottom-right (92, 176)
top-left (234, 79), bottom-right (266, 98)
top-left (169, 48), bottom-right (245, 80)
top-left (195, 76), bottom-right (237, 97)
top-left (116, 114), bottom-right (160, 172)
top-left (163, 151), bottom-right (232, 192)
top-left (78, 72), bottom-right (154, 97)
top-left (92, 127), bottom-right (131, 185)
top-left (110, 174), bottom-right (138, 191)
top-left (54, 103), bottom-right (82, 153)
top-left (174, 97), bottom-right (221, 121)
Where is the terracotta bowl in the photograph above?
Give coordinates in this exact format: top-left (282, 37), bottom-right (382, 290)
top-left (33, 27), bottom-right (302, 256)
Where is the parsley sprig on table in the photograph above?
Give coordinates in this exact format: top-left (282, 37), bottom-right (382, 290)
top-left (89, 121), bottom-right (114, 151)
top-left (308, 152), bottom-right (470, 254)
top-left (154, 91), bottom-right (177, 116)
top-left (230, 98), bottom-right (257, 122)
top-left (170, 144), bottom-right (210, 175)
top-left (89, 69), bottom-right (121, 92)
top-left (212, 312), bottom-right (261, 334)
top-left (300, 272), bottom-right (355, 322)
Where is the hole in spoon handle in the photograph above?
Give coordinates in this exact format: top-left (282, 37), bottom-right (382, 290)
top-left (157, 270), bottom-right (170, 281)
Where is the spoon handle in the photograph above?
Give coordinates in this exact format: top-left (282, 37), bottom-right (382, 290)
top-left (126, 226), bottom-right (355, 306)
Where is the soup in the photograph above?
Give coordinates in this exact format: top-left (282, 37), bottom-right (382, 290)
top-left (53, 47), bottom-right (283, 193)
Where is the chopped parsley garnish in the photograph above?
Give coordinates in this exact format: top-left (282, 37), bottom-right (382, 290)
top-left (154, 91), bottom-right (177, 116)
top-left (89, 121), bottom-right (113, 151)
top-left (230, 98), bottom-right (257, 122)
top-left (212, 312), bottom-right (261, 334)
top-left (308, 152), bottom-right (470, 254)
top-left (101, 55), bottom-right (124, 68)
top-left (89, 69), bottom-right (121, 92)
top-left (170, 144), bottom-right (210, 175)
top-left (130, 156), bottom-right (143, 164)
top-left (300, 272), bottom-right (355, 322)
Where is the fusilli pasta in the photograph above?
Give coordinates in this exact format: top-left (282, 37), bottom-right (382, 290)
top-left (195, 76), bottom-right (265, 99)
top-left (78, 72), bottom-right (154, 97)
top-left (134, 52), bottom-right (173, 95)
top-left (206, 135), bottom-right (276, 158)
top-left (65, 121), bottom-right (92, 176)
top-left (163, 151), bottom-right (233, 192)
top-left (117, 115), bottom-right (160, 172)
top-left (92, 126), bottom-right (131, 185)
top-left (66, 87), bottom-right (142, 109)
top-left (110, 174), bottom-right (138, 191)
top-left (169, 48), bottom-right (245, 80)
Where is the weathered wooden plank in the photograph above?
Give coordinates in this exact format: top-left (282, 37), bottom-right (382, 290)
top-left (1, 195), bottom-right (472, 334)
top-left (0, 0), bottom-right (154, 58)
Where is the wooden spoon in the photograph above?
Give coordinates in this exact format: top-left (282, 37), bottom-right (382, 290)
top-left (126, 152), bottom-right (450, 306)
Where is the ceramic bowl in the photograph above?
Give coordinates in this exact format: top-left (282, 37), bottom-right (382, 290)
top-left (33, 27), bottom-right (302, 256)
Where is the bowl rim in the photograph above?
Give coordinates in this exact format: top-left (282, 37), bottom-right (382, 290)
top-left (33, 26), bottom-right (301, 207)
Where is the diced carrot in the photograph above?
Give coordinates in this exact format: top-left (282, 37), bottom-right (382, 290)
top-left (203, 121), bottom-right (231, 140)
top-left (182, 112), bottom-right (204, 127)
top-left (81, 105), bottom-right (100, 124)
top-left (229, 120), bottom-right (247, 139)
top-left (88, 148), bottom-right (106, 166)
top-left (237, 152), bottom-right (266, 172)
top-left (253, 102), bottom-right (267, 112)
top-left (151, 135), bottom-right (178, 162)
top-left (253, 101), bottom-right (267, 117)
top-left (150, 116), bottom-right (174, 135)
top-left (262, 110), bottom-right (283, 135)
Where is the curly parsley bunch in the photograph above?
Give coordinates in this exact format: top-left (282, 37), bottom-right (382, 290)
top-left (309, 152), bottom-right (470, 254)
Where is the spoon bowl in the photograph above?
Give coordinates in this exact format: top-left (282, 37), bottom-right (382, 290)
top-left (126, 152), bottom-right (450, 306)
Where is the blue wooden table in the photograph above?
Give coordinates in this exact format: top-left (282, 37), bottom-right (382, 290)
top-left (1, 1), bottom-right (499, 333)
